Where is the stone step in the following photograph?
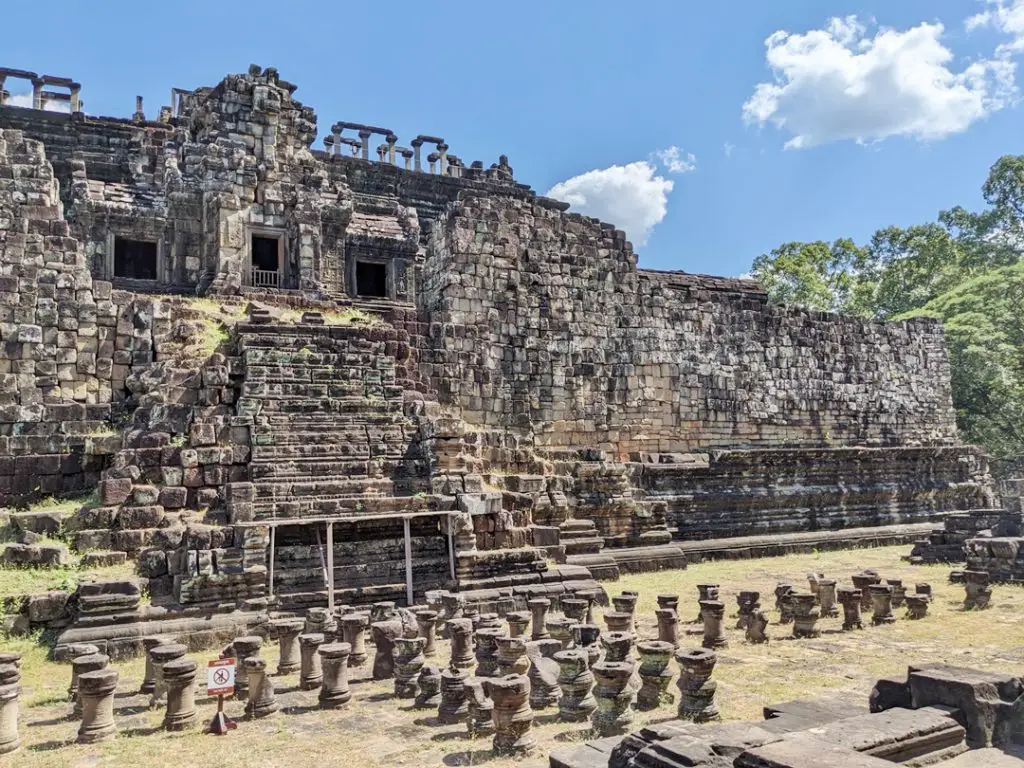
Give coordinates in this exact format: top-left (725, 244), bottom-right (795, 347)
top-left (253, 492), bottom-right (447, 516)
top-left (562, 538), bottom-right (605, 556)
top-left (249, 397), bottom-right (405, 415)
top-left (252, 476), bottom-right (399, 498)
top-left (560, 519), bottom-right (599, 533)
top-left (250, 457), bottom-right (430, 481)
top-left (251, 443), bottom-right (422, 461)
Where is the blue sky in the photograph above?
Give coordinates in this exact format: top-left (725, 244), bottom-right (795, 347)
top-left (4, 0), bottom-right (1024, 276)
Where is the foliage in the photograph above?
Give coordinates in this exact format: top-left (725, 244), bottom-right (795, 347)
top-left (751, 154), bottom-right (1024, 461)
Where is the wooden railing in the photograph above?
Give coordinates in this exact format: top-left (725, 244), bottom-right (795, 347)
top-left (251, 268), bottom-right (280, 288)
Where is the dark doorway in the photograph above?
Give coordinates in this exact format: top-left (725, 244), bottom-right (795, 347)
top-left (113, 238), bottom-right (158, 280)
top-left (355, 261), bottom-right (388, 298)
top-left (251, 235), bottom-right (280, 271)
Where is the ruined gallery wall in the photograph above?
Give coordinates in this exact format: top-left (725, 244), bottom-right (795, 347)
top-left (418, 193), bottom-right (960, 457)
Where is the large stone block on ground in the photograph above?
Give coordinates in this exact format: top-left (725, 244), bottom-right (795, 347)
top-left (734, 734), bottom-right (897, 768)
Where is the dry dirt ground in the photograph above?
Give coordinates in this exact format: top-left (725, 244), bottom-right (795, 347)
top-left (5, 544), bottom-right (1023, 768)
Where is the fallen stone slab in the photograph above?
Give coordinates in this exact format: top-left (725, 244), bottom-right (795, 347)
top-left (938, 747), bottom-right (1024, 766)
top-left (764, 692), bottom-right (870, 726)
top-left (734, 733), bottom-right (898, 768)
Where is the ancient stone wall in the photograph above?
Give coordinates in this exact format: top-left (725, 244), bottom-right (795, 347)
top-left (418, 194), bottom-right (960, 456)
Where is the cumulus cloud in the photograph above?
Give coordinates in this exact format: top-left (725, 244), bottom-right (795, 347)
top-left (545, 161), bottom-right (674, 245)
top-left (652, 146), bottom-right (697, 173)
top-left (6, 92), bottom-right (71, 113)
top-left (968, 0), bottom-right (1024, 54)
top-left (743, 15), bottom-right (1017, 148)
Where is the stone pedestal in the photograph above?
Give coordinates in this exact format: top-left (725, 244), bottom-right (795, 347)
top-left (592, 661), bottom-right (635, 736)
top-left (562, 599), bottom-right (588, 623)
top-left (305, 607), bottom-right (337, 638)
top-left (438, 667), bottom-right (470, 724)
top-left (415, 665), bottom-right (442, 708)
top-left (699, 600), bottom-right (727, 649)
top-left (657, 594), bottom-right (679, 613)
top-left (818, 579), bottom-right (839, 618)
top-left (244, 657), bottom-right (279, 718)
top-left (447, 618), bottom-right (475, 671)
top-left (887, 579), bottom-right (907, 608)
top-left (77, 668), bottom-right (118, 744)
top-left (151, 643), bottom-right (187, 708)
top-left (869, 584), bottom-right (896, 625)
top-left (528, 599), bottom-right (551, 640)
top-left (393, 637), bottom-right (425, 698)
top-left (775, 584), bottom-right (795, 624)
top-left (340, 613), bottom-right (369, 667)
top-left (271, 618), bottom-right (304, 676)
top-left (676, 648), bottom-right (719, 723)
top-left (906, 594), bottom-right (930, 619)
top-left (477, 612), bottom-right (502, 632)
top-left (578, 590), bottom-right (598, 624)
top-left (572, 623), bottom-right (601, 667)
top-left (371, 619), bottom-right (403, 680)
top-left (506, 611), bottom-right (530, 638)
top-left (790, 593), bottom-right (821, 638)
top-left (807, 572), bottom-right (825, 601)
top-left (299, 632), bottom-right (325, 690)
top-left (475, 627), bottom-right (504, 677)
top-left (71, 653), bottom-right (108, 716)
top-left (745, 610), bottom-right (769, 644)
top-left (466, 678), bottom-right (494, 737)
top-left (526, 639), bottom-right (562, 710)
top-left (496, 636), bottom-right (529, 676)
top-left (0, 658), bottom-right (21, 756)
top-left (603, 611), bottom-right (632, 635)
top-left (656, 608), bottom-right (680, 649)
top-left (555, 649), bottom-right (597, 722)
top-left (612, 593), bottom-right (638, 630)
top-left (415, 610), bottom-right (439, 657)
top-left (916, 583), bottom-right (932, 597)
top-left (852, 573), bottom-right (881, 612)
top-left (964, 570), bottom-right (992, 610)
top-left (225, 636), bottom-right (262, 699)
top-left (490, 674), bottom-right (536, 756)
top-left (695, 584), bottom-right (719, 622)
top-left (838, 587), bottom-right (864, 630)
top-left (139, 636), bottom-right (168, 695)
top-left (318, 642), bottom-right (352, 709)
top-left (162, 658), bottom-right (198, 731)
top-left (736, 591), bottom-right (760, 630)
top-left (370, 601), bottom-right (396, 623)
top-left (601, 631), bottom-right (633, 663)
top-left (636, 640), bottom-right (674, 710)
top-left (546, 617), bottom-right (577, 649)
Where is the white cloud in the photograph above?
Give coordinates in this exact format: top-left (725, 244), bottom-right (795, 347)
top-left (6, 92), bottom-right (71, 112)
top-left (743, 15), bottom-right (1017, 148)
top-left (968, 0), bottom-right (1024, 54)
top-left (545, 161), bottom-right (674, 245)
top-left (652, 146), bottom-right (697, 173)
top-left (724, 142), bottom-right (736, 157)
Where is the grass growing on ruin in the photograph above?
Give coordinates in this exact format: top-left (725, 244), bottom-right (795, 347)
top-left (0, 561), bottom-right (136, 606)
top-left (278, 306), bottom-right (380, 326)
top-left (6, 546), bottom-right (1023, 768)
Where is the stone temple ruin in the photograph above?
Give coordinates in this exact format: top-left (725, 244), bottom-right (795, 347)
top-left (0, 63), bottom-right (1001, 652)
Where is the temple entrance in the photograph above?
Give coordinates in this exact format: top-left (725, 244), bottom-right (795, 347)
top-left (113, 237), bottom-right (158, 280)
top-left (355, 260), bottom-right (388, 298)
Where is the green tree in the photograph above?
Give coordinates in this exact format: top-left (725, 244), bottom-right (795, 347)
top-left (750, 239), bottom-right (870, 314)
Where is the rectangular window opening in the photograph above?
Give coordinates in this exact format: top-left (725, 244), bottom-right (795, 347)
top-left (113, 238), bottom-right (158, 280)
top-left (356, 261), bottom-right (388, 298)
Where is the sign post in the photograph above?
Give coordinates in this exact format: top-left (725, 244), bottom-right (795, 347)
top-left (206, 658), bottom-right (237, 735)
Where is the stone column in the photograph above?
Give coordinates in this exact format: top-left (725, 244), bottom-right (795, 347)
top-left (415, 610), bottom-right (439, 657)
top-left (546, 617), bottom-right (577, 650)
top-left (807, 572), bottom-right (825, 601)
top-left (476, 612), bottom-right (502, 632)
top-left (657, 594), bottom-right (679, 613)
top-left (591, 662), bottom-right (635, 736)
top-left (745, 610), bottom-right (769, 644)
top-left (656, 608), bottom-right (680, 649)
top-left (916, 582), bottom-right (932, 597)
top-left (139, 636), bottom-right (169, 695)
top-left (237, 658), bottom-right (275, 718)
top-left (964, 570), bottom-right (992, 610)
top-left (77, 668), bottom-right (118, 744)
top-left (298, 632), bottom-right (325, 690)
top-left (70, 85), bottom-right (82, 113)
top-left (636, 640), bottom-right (674, 711)
top-left (869, 584), bottom-right (896, 625)
top-left (612, 593), bottom-right (638, 631)
top-left (526, 639), bottom-right (562, 710)
top-left (475, 628), bottom-right (505, 678)
top-left (393, 637), bottom-right (425, 698)
top-left (31, 78), bottom-right (43, 110)
top-left (695, 584), bottom-right (719, 622)
top-left (506, 611), bottom-right (530, 638)
top-left (69, 649), bottom-right (105, 708)
top-left (411, 137), bottom-right (424, 171)
top-left (371, 619), bottom-right (403, 680)
top-left (162, 658), bottom-right (198, 731)
top-left (818, 579), bottom-right (839, 618)
top-left (572, 624), bottom-right (602, 667)
top-left (562, 599), bottom-right (588, 623)
top-left (838, 587), bottom-right (864, 630)
top-left (578, 590), bottom-right (599, 624)
top-left (438, 667), bottom-right (470, 724)
top-left (271, 618), bottom-right (304, 676)
top-left (601, 631), bottom-right (633, 663)
top-left (305, 607), bottom-right (337, 638)
top-left (358, 129), bottom-right (372, 161)
top-left (225, 636), bottom-right (262, 698)
top-left (906, 594), bottom-right (930, 619)
top-left (852, 573), bottom-right (881, 612)
top-left (775, 584), bottom-right (795, 624)
top-left (151, 643), bottom-right (187, 707)
top-left (0, 658), bottom-right (21, 755)
top-left (447, 618), bottom-right (475, 671)
top-left (415, 665), bottom-right (442, 709)
top-left (496, 636), bottom-right (529, 676)
top-left (490, 674), bottom-right (536, 756)
top-left (699, 600), bottom-right (727, 649)
top-left (603, 611), bottom-right (632, 635)
top-left (736, 591), bottom-right (759, 630)
top-left (887, 579), bottom-right (907, 608)
top-left (790, 593), bottom-right (821, 638)
top-left (676, 648), bottom-right (720, 723)
top-left (555, 649), bottom-right (596, 722)
top-left (318, 642), bottom-right (352, 709)
top-left (528, 599), bottom-right (551, 640)
top-left (466, 678), bottom-right (494, 737)
top-left (340, 613), bottom-right (369, 667)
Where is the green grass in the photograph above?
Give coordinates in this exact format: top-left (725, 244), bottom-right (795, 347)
top-left (0, 561), bottom-right (134, 601)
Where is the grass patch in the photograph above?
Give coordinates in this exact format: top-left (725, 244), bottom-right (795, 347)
top-left (0, 560), bottom-right (134, 600)
top-left (278, 306), bottom-right (380, 326)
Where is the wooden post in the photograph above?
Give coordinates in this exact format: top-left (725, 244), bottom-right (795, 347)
top-left (268, 525), bottom-right (276, 599)
top-left (403, 516), bottom-right (413, 606)
top-left (326, 522), bottom-right (335, 611)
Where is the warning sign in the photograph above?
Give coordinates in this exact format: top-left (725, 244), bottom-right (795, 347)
top-left (207, 658), bottom-right (235, 696)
